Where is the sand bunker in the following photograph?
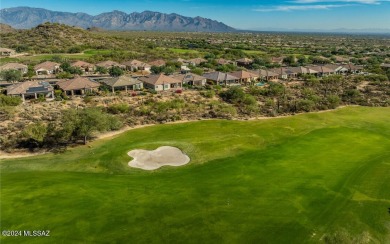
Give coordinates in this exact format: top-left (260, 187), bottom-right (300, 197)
top-left (128, 146), bottom-right (190, 170)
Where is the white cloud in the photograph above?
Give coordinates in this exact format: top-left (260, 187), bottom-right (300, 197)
top-left (253, 4), bottom-right (351, 12)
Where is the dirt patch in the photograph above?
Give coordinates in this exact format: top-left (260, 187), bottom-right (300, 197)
top-left (128, 146), bottom-right (190, 170)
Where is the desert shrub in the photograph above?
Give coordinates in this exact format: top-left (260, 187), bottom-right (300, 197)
top-left (220, 86), bottom-right (245, 103)
top-left (107, 103), bottom-right (130, 114)
top-left (296, 99), bottom-right (315, 112)
top-left (200, 90), bottom-right (215, 98)
top-left (242, 94), bottom-right (257, 106)
top-left (326, 95), bottom-right (341, 109)
top-left (83, 96), bottom-right (93, 104)
top-left (0, 94), bottom-right (22, 106)
top-left (107, 116), bottom-right (123, 130)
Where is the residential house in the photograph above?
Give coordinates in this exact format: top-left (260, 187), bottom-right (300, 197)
top-left (229, 70), bottom-right (259, 85)
top-left (269, 67), bottom-right (297, 80)
top-left (216, 58), bottom-right (227, 65)
top-left (96, 60), bottom-right (126, 70)
top-left (307, 65), bottom-right (335, 77)
top-left (180, 65), bottom-right (191, 74)
top-left (251, 69), bottom-right (279, 81)
top-left (57, 77), bottom-right (100, 96)
top-left (236, 58), bottom-right (253, 67)
top-left (71, 61), bottom-right (95, 74)
top-left (380, 63), bottom-right (390, 70)
top-left (187, 58), bottom-right (207, 66)
top-left (0, 48), bottom-right (16, 56)
top-left (0, 62), bottom-right (28, 74)
top-left (122, 60), bottom-right (151, 72)
top-left (173, 58), bottom-right (189, 65)
top-left (139, 74), bottom-right (183, 91)
top-left (149, 59), bottom-right (166, 67)
top-left (203, 72), bottom-right (240, 86)
top-left (271, 57), bottom-right (284, 65)
top-left (100, 75), bottom-right (143, 93)
top-left (324, 64), bottom-right (349, 75)
top-left (343, 64), bottom-right (364, 74)
top-left (288, 66), bottom-right (319, 77)
top-left (172, 73), bottom-right (206, 87)
top-left (7, 80), bottom-right (54, 101)
top-left (34, 61), bottom-right (60, 75)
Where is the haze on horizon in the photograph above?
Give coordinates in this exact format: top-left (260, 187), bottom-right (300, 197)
top-left (1, 0), bottom-right (390, 32)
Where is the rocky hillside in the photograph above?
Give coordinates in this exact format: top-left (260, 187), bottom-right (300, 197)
top-left (0, 23), bottom-right (15, 33)
top-left (0, 23), bottom-right (127, 53)
top-left (0, 7), bottom-right (235, 32)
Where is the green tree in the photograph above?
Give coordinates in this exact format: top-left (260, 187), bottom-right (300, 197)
top-left (162, 66), bottom-right (175, 75)
top-left (151, 65), bottom-right (164, 74)
top-left (109, 66), bottom-right (124, 77)
top-left (0, 70), bottom-right (23, 83)
top-left (191, 67), bottom-right (204, 75)
top-left (220, 86), bottom-right (246, 103)
top-left (60, 108), bottom-right (123, 145)
top-left (56, 72), bottom-right (73, 79)
top-left (20, 122), bottom-right (48, 149)
top-left (26, 65), bottom-right (36, 79)
top-left (60, 62), bottom-right (83, 75)
top-left (96, 66), bottom-right (108, 74)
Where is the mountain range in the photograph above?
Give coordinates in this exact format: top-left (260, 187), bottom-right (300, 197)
top-left (0, 7), bottom-right (235, 32)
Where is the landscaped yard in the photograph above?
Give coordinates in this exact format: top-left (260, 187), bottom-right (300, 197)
top-left (1, 106), bottom-right (389, 243)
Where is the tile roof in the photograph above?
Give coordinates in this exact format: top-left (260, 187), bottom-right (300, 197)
top-left (288, 66), bottom-right (319, 74)
top-left (0, 62), bottom-right (27, 71)
top-left (236, 58), bottom-right (253, 63)
top-left (149, 59), bottom-right (166, 67)
top-left (229, 70), bottom-right (258, 79)
top-left (307, 65), bottom-right (335, 73)
top-left (7, 80), bottom-right (53, 95)
top-left (96, 60), bottom-right (125, 69)
top-left (188, 58), bottom-right (207, 65)
top-left (57, 77), bottom-right (100, 91)
top-left (101, 75), bottom-right (142, 87)
top-left (0, 48), bottom-right (14, 52)
top-left (203, 72), bottom-right (239, 82)
top-left (71, 60), bottom-right (95, 68)
top-left (172, 73), bottom-right (206, 82)
top-left (34, 61), bottom-right (60, 71)
top-left (139, 74), bottom-right (182, 85)
top-left (216, 58), bottom-right (233, 65)
top-left (250, 69), bottom-right (279, 77)
top-left (122, 59), bottom-right (151, 68)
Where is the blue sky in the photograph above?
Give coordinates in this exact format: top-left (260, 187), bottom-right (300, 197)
top-left (1, 0), bottom-right (390, 30)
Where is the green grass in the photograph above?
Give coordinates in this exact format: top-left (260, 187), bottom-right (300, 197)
top-left (12, 54), bottom-right (91, 63)
top-left (83, 49), bottom-right (114, 55)
top-left (242, 50), bottom-right (266, 55)
top-left (1, 107), bottom-right (390, 243)
top-left (169, 48), bottom-right (200, 54)
top-left (0, 58), bottom-right (20, 64)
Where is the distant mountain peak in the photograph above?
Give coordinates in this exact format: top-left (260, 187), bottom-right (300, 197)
top-left (0, 6), bottom-right (235, 32)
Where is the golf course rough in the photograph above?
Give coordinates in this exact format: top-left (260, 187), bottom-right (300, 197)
top-left (0, 106), bottom-right (389, 243)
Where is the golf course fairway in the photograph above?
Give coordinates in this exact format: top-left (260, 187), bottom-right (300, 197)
top-left (1, 106), bottom-right (389, 243)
